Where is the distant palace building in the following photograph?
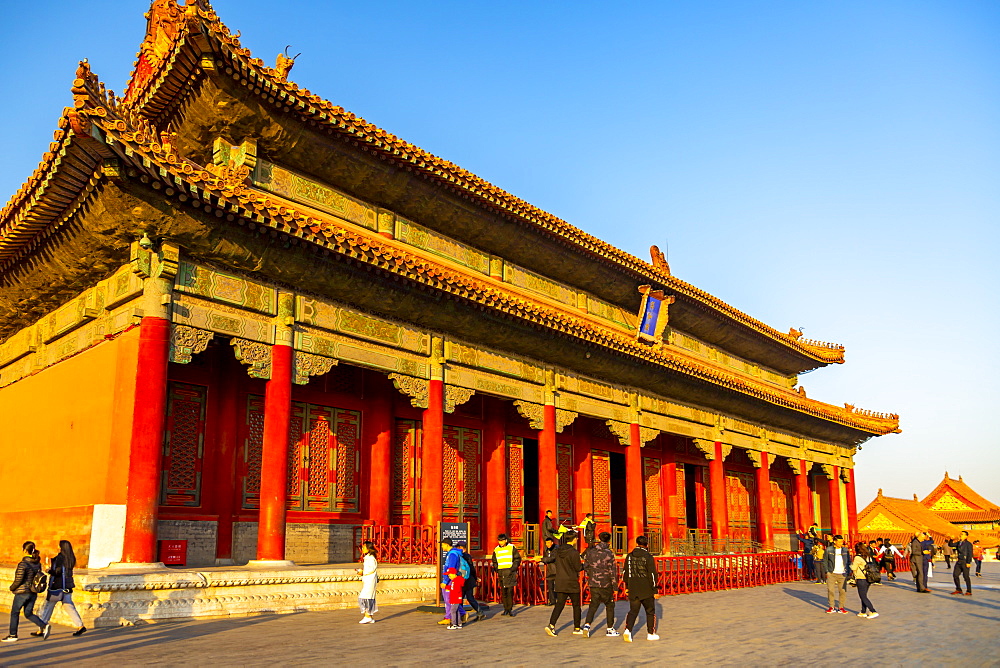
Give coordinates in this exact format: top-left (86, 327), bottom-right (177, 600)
top-left (0, 0), bottom-right (900, 568)
top-left (859, 473), bottom-right (999, 548)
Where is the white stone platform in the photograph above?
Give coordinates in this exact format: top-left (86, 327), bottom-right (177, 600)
top-left (1, 562), bottom-right (437, 628)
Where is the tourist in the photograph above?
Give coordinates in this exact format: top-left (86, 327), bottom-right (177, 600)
top-left (907, 531), bottom-right (931, 593)
top-left (947, 531), bottom-right (973, 596)
top-left (878, 538), bottom-right (903, 581)
top-left (456, 541), bottom-right (481, 622)
top-left (542, 509), bottom-right (558, 543)
top-left (438, 538), bottom-right (465, 625)
top-left (812, 537), bottom-right (827, 584)
top-left (357, 540), bottom-right (378, 624)
top-left (921, 533), bottom-right (935, 586)
top-left (544, 530), bottom-right (584, 637)
top-left (491, 533), bottom-right (522, 617)
top-left (823, 534), bottom-right (851, 614)
top-left (808, 523), bottom-right (820, 540)
top-left (581, 530), bottom-right (619, 638)
top-left (941, 540), bottom-right (953, 569)
top-left (622, 535), bottom-right (658, 642)
top-left (443, 564), bottom-right (465, 629)
top-left (3, 542), bottom-right (48, 643)
top-left (796, 528), bottom-right (816, 580)
top-left (38, 540), bottom-right (85, 637)
top-left (972, 541), bottom-right (984, 577)
top-left (850, 542), bottom-right (879, 619)
top-left (541, 536), bottom-right (558, 605)
top-left (577, 513), bottom-right (596, 547)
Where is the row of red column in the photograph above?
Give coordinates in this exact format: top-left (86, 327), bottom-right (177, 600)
top-left (121, 320), bottom-right (858, 563)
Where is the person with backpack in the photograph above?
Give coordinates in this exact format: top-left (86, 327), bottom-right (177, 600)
top-left (3, 541), bottom-right (49, 643)
top-left (456, 541), bottom-right (481, 622)
top-left (491, 534), bottom-right (522, 617)
top-left (543, 531), bottom-right (585, 637)
top-left (437, 537), bottom-right (466, 626)
top-left (581, 531), bottom-right (619, 638)
top-left (38, 540), bottom-right (86, 637)
top-left (850, 542), bottom-right (879, 618)
top-left (622, 535), bottom-right (658, 642)
top-left (878, 538), bottom-right (903, 581)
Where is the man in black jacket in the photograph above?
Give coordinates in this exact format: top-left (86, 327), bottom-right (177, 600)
top-left (543, 531), bottom-right (584, 637)
top-left (908, 531), bottom-right (931, 593)
top-left (948, 531), bottom-right (974, 596)
top-left (582, 531), bottom-right (619, 638)
top-left (541, 537), bottom-right (557, 605)
top-left (622, 535), bottom-right (658, 642)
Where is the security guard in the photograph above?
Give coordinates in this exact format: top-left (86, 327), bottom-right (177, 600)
top-left (492, 533), bottom-right (523, 616)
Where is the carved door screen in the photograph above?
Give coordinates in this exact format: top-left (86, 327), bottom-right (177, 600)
top-left (643, 457), bottom-right (663, 530)
top-left (241, 395), bottom-right (361, 513)
top-left (592, 449), bottom-right (612, 536)
top-left (725, 471), bottom-right (757, 540)
top-left (557, 443), bottom-right (574, 523)
top-left (161, 381), bottom-right (207, 508)
top-left (443, 425), bottom-right (482, 550)
top-left (675, 466), bottom-right (687, 530)
top-left (506, 436), bottom-right (525, 546)
top-left (391, 419), bottom-right (420, 525)
top-left (770, 477), bottom-right (795, 530)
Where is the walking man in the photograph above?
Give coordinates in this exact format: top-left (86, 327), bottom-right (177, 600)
top-left (544, 531), bottom-right (585, 637)
top-left (542, 509), bottom-right (558, 543)
top-left (823, 534), bottom-right (851, 614)
top-left (541, 536), bottom-right (558, 605)
top-left (948, 531), bottom-right (973, 596)
top-left (972, 541), bottom-right (984, 577)
top-left (577, 513), bottom-right (596, 547)
top-left (491, 534), bottom-right (521, 617)
top-left (622, 535), bottom-right (659, 642)
top-left (582, 531), bottom-right (619, 638)
top-left (908, 531), bottom-right (931, 593)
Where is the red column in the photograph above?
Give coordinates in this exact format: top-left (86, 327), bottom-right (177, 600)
top-left (256, 342), bottom-right (293, 561)
top-left (121, 316), bottom-right (171, 563)
top-left (420, 378), bottom-right (444, 526)
top-left (213, 351), bottom-right (240, 562)
top-left (662, 448), bottom-right (679, 539)
top-left (366, 374), bottom-right (394, 526)
top-left (708, 442), bottom-right (728, 543)
top-left (828, 465), bottom-right (842, 536)
top-left (845, 468), bottom-right (859, 538)
top-left (483, 397), bottom-right (507, 548)
top-left (538, 404), bottom-right (558, 524)
top-left (794, 460), bottom-right (813, 531)
top-left (626, 423), bottom-right (645, 543)
top-left (755, 452), bottom-right (773, 547)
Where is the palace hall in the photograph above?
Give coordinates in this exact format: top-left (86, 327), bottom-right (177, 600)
top-left (0, 0), bottom-right (900, 570)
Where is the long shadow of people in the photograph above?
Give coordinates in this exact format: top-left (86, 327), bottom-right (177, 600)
top-left (782, 586), bottom-right (828, 609)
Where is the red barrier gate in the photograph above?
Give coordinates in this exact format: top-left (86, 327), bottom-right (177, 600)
top-left (354, 524), bottom-right (436, 564)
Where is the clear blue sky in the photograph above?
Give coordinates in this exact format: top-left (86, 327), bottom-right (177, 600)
top-left (2, 1), bottom-right (998, 507)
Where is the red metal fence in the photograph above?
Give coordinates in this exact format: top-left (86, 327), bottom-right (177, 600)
top-left (354, 524), bottom-right (436, 564)
top-left (473, 551), bottom-right (803, 605)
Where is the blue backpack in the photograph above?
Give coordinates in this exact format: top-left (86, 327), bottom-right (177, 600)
top-left (458, 553), bottom-right (472, 580)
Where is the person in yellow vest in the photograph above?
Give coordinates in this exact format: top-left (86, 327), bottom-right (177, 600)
top-left (492, 534), bottom-right (522, 617)
top-left (577, 513), bottom-right (596, 547)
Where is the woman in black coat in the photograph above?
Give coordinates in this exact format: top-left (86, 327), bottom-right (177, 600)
top-left (2, 541), bottom-right (48, 643)
top-left (39, 540), bottom-right (86, 637)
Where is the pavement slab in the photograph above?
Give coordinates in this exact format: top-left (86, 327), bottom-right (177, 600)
top-left (1, 562), bottom-right (997, 666)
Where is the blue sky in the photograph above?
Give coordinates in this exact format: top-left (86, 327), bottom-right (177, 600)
top-left (2, 1), bottom-right (998, 507)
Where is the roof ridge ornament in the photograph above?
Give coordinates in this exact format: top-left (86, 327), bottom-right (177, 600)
top-left (275, 46), bottom-right (300, 82)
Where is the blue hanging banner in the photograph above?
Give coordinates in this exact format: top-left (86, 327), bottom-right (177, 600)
top-left (636, 285), bottom-right (673, 343)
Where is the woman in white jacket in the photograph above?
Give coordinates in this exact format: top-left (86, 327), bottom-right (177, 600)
top-left (357, 541), bottom-right (378, 624)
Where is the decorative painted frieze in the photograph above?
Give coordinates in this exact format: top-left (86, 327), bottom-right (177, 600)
top-left (232, 338), bottom-right (272, 379)
top-left (169, 325), bottom-right (214, 364)
top-left (293, 351), bottom-right (338, 385)
top-left (389, 373), bottom-right (429, 409)
top-left (502, 263), bottom-right (577, 307)
top-left (395, 217), bottom-right (491, 275)
top-left (296, 327), bottom-right (427, 378)
top-left (253, 158), bottom-right (377, 231)
top-left (172, 293), bottom-right (274, 343)
top-left (296, 297), bottom-right (429, 355)
top-left (175, 262), bottom-right (278, 316)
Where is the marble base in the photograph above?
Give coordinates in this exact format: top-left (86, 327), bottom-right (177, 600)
top-left (0, 562), bottom-right (436, 628)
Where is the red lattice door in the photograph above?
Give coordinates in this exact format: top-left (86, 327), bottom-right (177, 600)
top-left (443, 425), bottom-right (482, 550)
top-left (506, 436), bottom-right (525, 545)
top-left (592, 449), bottom-right (612, 537)
top-left (161, 382), bottom-right (207, 507)
top-left (287, 402), bottom-right (362, 512)
top-left (770, 477), bottom-right (795, 530)
top-left (557, 443), bottom-right (574, 523)
top-left (674, 466), bottom-right (687, 530)
top-left (391, 419), bottom-right (420, 525)
top-left (725, 471), bottom-right (757, 540)
top-left (643, 457), bottom-right (663, 529)
top-left (241, 395), bottom-right (266, 509)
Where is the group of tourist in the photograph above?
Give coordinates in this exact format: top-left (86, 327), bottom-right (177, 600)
top-left (4, 540), bottom-right (86, 643)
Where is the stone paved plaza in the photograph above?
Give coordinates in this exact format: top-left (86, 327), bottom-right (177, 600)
top-left (2, 562), bottom-right (997, 666)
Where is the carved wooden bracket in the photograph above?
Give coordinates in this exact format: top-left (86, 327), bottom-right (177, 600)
top-left (389, 373), bottom-right (429, 409)
top-left (819, 463), bottom-right (836, 480)
top-left (232, 338), bottom-right (271, 379)
top-left (513, 400), bottom-right (544, 430)
top-left (840, 467), bottom-right (852, 483)
top-left (786, 457), bottom-right (803, 474)
top-left (747, 450), bottom-right (763, 468)
top-left (293, 352), bottom-right (338, 385)
top-left (605, 420), bottom-right (630, 446)
top-left (638, 426), bottom-right (659, 445)
top-left (555, 409), bottom-right (578, 433)
top-left (693, 438), bottom-right (716, 460)
top-left (444, 386), bottom-right (475, 413)
top-left (169, 324), bottom-right (213, 364)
